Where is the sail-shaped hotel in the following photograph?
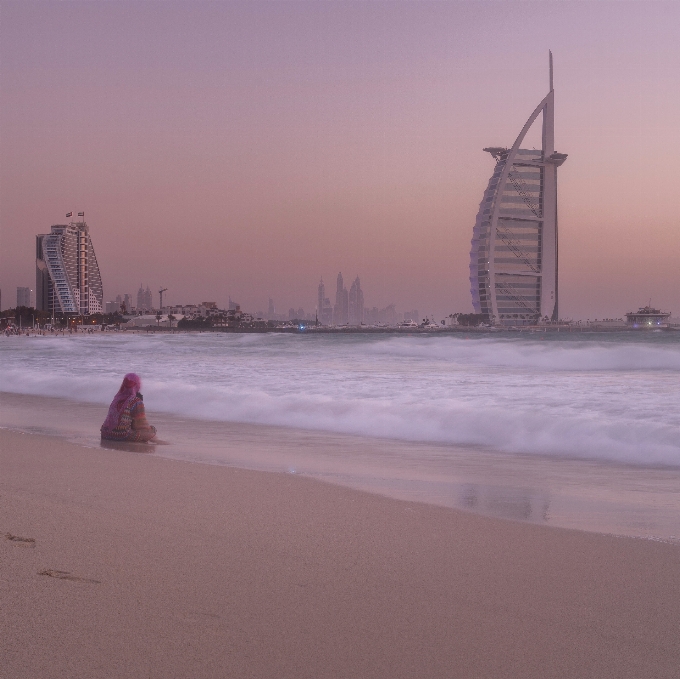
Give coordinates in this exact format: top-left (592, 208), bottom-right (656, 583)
top-left (470, 53), bottom-right (567, 325)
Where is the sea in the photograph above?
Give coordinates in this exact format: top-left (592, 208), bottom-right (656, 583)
top-left (2, 330), bottom-right (679, 540)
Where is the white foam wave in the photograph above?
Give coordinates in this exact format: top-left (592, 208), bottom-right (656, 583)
top-left (2, 362), bottom-right (680, 467)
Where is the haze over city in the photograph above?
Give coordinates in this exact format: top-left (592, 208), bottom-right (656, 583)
top-left (1, 1), bottom-right (678, 320)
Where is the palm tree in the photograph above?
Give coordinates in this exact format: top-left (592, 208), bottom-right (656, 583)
top-left (156, 312), bottom-right (162, 327)
top-left (167, 314), bottom-right (176, 329)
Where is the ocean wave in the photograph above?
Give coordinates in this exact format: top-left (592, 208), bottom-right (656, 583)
top-left (1, 363), bottom-right (679, 467)
top-left (367, 336), bottom-right (680, 371)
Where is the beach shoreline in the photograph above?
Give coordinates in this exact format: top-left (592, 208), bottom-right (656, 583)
top-left (2, 427), bottom-right (679, 678)
top-left (2, 389), bottom-right (680, 542)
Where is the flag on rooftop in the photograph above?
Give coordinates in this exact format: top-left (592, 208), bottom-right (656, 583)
top-left (77, 212), bottom-right (84, 217)
top-left (66, 212), bottom-right (72, 218)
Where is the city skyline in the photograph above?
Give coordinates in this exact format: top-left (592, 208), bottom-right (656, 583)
top-left (101, 270), bottom-right (416, 327)
top-left (1, 2), bottom-right (679, 319)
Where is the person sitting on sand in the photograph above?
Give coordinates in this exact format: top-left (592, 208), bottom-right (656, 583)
top-left (100, 373), bottom-right (157, 443)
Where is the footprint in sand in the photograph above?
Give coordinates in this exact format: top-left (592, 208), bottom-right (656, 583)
top-left (5, 533), bottom-right (36, 548)
top-left (38, 569), bottom-right (101, 584)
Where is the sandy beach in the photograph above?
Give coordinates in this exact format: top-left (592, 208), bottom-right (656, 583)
top-left (1, 428), bottom-right (679, 678)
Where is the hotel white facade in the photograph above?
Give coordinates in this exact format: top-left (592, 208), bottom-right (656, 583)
top-left (36, 217), bottom-right (103, 315)
top-left (470, 54), bottom-right (567, 325)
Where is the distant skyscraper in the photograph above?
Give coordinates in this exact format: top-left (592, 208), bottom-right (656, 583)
top-left (16, 287), bottom-right (32, 308)
top-left (317, 278), bottom-right (333, 325)
top-left (285, 307), bottom-right (305, 321)
top-left (36, 216), bottom-right (103, 315)
top-left (348, 276), bottom-right (364, 325)
top-left (365, 304), bottom-right (400, 326)
top-left (317, 279), bottom-right (325, 318)
top-left (268, 298), bottom-right (275, 320)
top-left (381, 304), bottom-right (399, 326)
top-left (137, 285), bottom-right (153, 312)
top-left (334, 272), bottom-right (349, 325)
top-left (123, 294), bottom-right (132, 314)
top-left (470, 53), bottom-right (567, 326)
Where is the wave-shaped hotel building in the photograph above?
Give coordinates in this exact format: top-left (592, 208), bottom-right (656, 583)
top-left (36, 214), bottom-right (103, 316)
top-left (470, 53), bottom-right (567, 326)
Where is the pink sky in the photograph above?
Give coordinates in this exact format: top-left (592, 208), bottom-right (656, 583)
top-left (1, 1), bottom-right (678, 319)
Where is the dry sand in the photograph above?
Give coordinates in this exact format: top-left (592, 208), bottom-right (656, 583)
top-left (1, 428), bottom-right (679, 679)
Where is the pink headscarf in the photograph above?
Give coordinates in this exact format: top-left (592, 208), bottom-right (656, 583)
top-left (102, 373), bottom-right (142, 429)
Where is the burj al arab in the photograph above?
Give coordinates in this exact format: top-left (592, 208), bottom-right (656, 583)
top-left (469, 53), bottom-right (568, 325)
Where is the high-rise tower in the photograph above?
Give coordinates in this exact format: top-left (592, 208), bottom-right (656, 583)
top-left (334, 273), bottom-right (348, 325)
top-left (317, 278), bottom-right (333, 325)
top-left (333, 273), bottom-right (349, 325)
top-left (137, 285), bottom-right (153, 312)
top-left (469, 53), bottom-right (567, 326)
top-left (348, 276), bottom-right (364, 325)
top-left (16, 287), bottom-right (33, 308)
top-left (36, 216), bottom-right (103, 315)
top-left (318, 278), bottom-right (325, 319)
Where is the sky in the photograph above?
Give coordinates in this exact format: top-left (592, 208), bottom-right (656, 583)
top-left (1, 1), bottom-right (678, 320)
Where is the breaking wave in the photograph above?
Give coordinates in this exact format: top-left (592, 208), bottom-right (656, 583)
top-left (1, 332), bottom-right (679, 466)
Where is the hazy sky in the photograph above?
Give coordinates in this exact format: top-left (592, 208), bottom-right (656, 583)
top-left (1, 1), bottom-right (678, 319)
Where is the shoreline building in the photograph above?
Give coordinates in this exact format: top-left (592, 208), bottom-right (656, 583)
top-left (16, 287), bottom-right (33, 308)
top-left (470, 53), bottom-right (567, 326)
top-left (36, 214), bottom-right (103, 315)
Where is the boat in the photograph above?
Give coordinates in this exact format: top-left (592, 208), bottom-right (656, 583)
top-left (625, 306), bottom-right (671, 328)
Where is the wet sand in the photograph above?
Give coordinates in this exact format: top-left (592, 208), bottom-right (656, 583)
top-left (2, 391), bottom-right (680, 540)
top-left (1, 428), bottom-right (679, 678)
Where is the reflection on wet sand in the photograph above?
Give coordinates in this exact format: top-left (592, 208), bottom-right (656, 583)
top-left (460, 484), bottom-right (551, 522)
